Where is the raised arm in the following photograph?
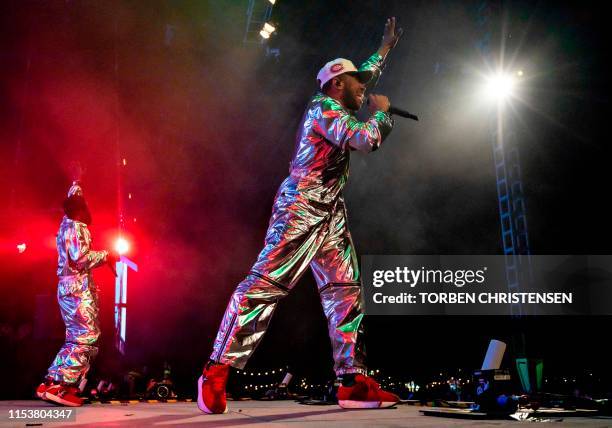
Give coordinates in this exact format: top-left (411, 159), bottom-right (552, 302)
top-left (361, 17), bottom-right (404, 89)
top-left (378, 17), bottom-right (403, 61)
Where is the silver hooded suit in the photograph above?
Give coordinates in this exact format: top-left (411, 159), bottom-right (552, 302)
top-left (210, 52), bottom-right (393, 375)
top-left (46, 182), bottom-right (108, 385)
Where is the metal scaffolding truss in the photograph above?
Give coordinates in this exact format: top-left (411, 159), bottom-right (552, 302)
top-left (244, 0), bottom-right (274, 45)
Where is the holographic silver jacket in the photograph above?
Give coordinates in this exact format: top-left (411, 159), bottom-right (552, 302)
top-left (210, 52), bottom-right (393, 376)
top-left (46, 182), bottom-right (108, 385)
top-left (56, 217), bottom-right (108, 279)
top-left (282, 59), bottom-right (392, 205)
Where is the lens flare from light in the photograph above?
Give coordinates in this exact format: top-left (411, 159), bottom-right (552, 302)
top-left (485, 73), bottom-right (515, 100)
top-left (115, 237), bottom-right (129, 255)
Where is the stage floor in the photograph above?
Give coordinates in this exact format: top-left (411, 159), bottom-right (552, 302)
top-left (1, 400), bottom-right (611, 427)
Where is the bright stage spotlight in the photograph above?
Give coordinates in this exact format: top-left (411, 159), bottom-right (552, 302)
top-left (484, 73), bottom-right (516, 101)
top-left (16, 243), bottom-right (27, 254)
top-left (260, 22), bottom-right (276, 40)
top-left (114, 237), bottom-right (129, 255)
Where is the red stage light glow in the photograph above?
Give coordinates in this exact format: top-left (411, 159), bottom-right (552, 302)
top-left (114, 237), bottom-right (130, 255)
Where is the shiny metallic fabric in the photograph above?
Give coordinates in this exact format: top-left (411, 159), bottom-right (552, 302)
top-left (67, 181), bottom-right (83, 198)
top-left (210, 53), bottom-right (393, 375)
top-left (47, 184), bottom-right (108, 385)
top-left (56, 217), bottom-right (108, 278)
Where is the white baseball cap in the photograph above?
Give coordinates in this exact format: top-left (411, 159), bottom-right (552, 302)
top-left (316, 58), bottom-right (374, 89)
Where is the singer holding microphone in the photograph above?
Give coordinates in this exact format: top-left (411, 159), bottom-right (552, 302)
top-left (198, 18), bottom-right (403, 414)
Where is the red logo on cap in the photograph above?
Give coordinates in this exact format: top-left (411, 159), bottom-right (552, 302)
top-left (330, 63), bottom-right (344, 73)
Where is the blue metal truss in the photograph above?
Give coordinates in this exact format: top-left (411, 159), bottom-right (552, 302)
top-left (476, 1), bottom-right (532, 317)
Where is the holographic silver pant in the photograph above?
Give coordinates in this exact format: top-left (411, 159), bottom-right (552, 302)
top-left (211, 193), bottom-right (366, 375)
top-left (47, 275), bottom-right (100, 385)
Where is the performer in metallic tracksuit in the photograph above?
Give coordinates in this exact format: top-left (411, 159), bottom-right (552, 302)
top-left (199, 17), bottom-right (403, 413)
top-left (37, 181), bottom-right (117, 406)
top-left (210, 52), bottom-right (392, 375)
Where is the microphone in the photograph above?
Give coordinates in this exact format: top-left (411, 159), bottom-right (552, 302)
top-left (389, 106), bottom-right (419, 121)
top-left (367, 99), bottom-right (419, 121)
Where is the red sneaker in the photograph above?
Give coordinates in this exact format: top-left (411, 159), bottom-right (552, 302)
top-left (44, 384), bottom-right (84, 407)
top-left (35, 379), bottom-right (54, 399)
top-left (197, 362), bottom-right (230, 414)
top-left (337, 374), bottom-right (400, 409)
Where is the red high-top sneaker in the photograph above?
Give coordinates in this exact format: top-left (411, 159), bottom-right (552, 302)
top-left (197, 362), bottom-right (230, 414)
top-left (44, 384), bottom-right (84, 407)
top-left (337, 374), bottom-right (400, 409)
top-left (35, 379), bottom-right (55, 399)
